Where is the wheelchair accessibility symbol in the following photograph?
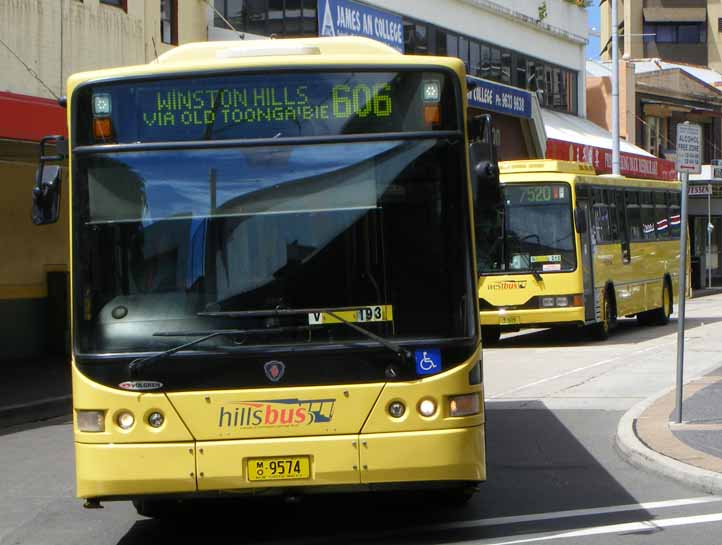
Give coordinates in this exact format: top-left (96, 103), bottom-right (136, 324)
top-left (415, 348), bottom-right (442, 376)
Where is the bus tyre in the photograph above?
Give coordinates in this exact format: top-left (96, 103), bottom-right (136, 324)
top-left (132, 499), bottom-right (177, 519)
top-left (651, 281), bottom-right (672, 326)
top-left (482, 326), bottom-right (501, 346)
top-left (590, 291), bottom-right (614, 341)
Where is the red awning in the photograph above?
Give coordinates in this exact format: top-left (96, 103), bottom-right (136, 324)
top-left (546, 138), bottom-right (677, 181)
top-left (0, 91), bottom-right (67, 142)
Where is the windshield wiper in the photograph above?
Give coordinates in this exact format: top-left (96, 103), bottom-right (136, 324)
top-left (128, 326), bottom-right (310, 377)
top-left (198, 307), bottom-right (412, 362)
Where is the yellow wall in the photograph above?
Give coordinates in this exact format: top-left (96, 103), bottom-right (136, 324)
top-left (0, 159), bottom-right (69, 299)
top-left (1, 0), bottom-right (208, 100)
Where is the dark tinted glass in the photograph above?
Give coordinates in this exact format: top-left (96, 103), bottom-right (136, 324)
top-left (73, 140), bottom-right (473, 354)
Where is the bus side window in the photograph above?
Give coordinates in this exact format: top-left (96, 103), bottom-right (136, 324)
top-left (626, 190), bottom-right (642, 241)
top-left (669, 192), bottom-right (682, 239)
top-left (607, 189), bottom-right (619, 241)
top-left (592, 187), bottom-right (612, 243)
top-left (654, 192), bottom-right (670, 239)
top-left (640, 191), bottom-right (656, 241)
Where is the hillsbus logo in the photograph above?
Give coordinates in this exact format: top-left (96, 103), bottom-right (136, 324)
top-left (218, 398), bottom-right (336, 429)
top-left (487, 280), bottom-right (528, 291)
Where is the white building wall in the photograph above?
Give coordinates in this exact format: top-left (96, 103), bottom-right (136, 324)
top-left (360, 0), bottom-right (588, 116)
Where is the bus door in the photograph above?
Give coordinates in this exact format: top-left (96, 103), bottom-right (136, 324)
top-left (575, 189), bottom-right (596, 322)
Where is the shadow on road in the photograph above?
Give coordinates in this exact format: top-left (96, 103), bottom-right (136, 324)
top-left (493, 316), bottom-right (722, 349)
top-left (115, 402), bottom-right (654, 545)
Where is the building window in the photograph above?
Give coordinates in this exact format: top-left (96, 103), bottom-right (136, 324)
top-left (643, 22), bottom-right (706, 44)
top-left (160, 0), bottom-right (178, 45)
top-left (100, 0), bottom-right (126, 9)
top-left (213, 0), bottom-right (317, 37)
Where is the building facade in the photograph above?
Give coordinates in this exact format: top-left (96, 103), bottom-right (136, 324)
top-left (212, 0), bottom-right (589, 160)
top-left (600, 0), bottom-right (717, 70)
top-left (0, 0), bottom-right (208, 359)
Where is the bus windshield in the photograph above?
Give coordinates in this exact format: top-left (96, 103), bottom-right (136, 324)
top-left (73, 139), bottom-right (474, 354)
top-left (478, 183), bottom-right (576, 274)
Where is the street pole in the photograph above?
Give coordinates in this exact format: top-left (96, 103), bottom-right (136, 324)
top-left (611, 0), bottom-right (620, 176)
top-left (674, 171), bottom-right (689, 424)
top-left (708, 185), bottom-right (712, 289)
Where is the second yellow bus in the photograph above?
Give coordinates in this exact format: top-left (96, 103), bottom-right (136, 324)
top-left (476, 160), bottom-right (685, 343)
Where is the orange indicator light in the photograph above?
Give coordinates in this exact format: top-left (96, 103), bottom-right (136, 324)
top-left (572, 295), bottom-right (584, 307)
top-left (424, 104), bottom-right (440, 125)
top-left (93, 118), bottom-right (113, 140)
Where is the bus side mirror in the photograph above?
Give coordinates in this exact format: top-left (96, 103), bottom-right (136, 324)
top-left (574, 207), bottom-right (587, 234)
top-left (32, 165), bottom-right (62, 225)
top-left (31, 135), bottom-right (66, 226)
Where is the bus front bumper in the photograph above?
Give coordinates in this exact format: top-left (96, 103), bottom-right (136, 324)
top-left (480, 306), bottom-right (585, 327)
top-left (75, 425), bottom-right (485, 500)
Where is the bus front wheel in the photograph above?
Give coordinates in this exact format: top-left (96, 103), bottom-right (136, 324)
top-left (482, 326), bottom-right (501, 346)
top-left (589, 290), bottom-right (615, 341)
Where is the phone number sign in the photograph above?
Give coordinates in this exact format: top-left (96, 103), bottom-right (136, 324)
top-left (466, 76), bottom-right (532, 119)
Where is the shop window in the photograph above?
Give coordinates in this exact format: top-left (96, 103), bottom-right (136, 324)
top-left (415, 24), bottom-right (428, 55)
top-left (160, 0), bottom-right (177, 45)
top-left (645, 116), bottom-right (664, 157)
top-left (284, 0), bottom-right (302, 36)
top-left (515, 55), bottom-right (527, 89)
top-left (470, 41), bottom-right (480, 77)
top-left (501, 51), bottom-right (512, 84)
top-left (481, 45), bottom-right (491, 79)
top-left (490, 48), bottom-right (501, 81)
top-left (459, 36), bottom-right (469, 73)
top-left (435, 29), bottom-right (447, 56)
top-left (302, 0), bottom-right (316, 33)
top-left (268, 0), bottom-right (283, 35)
top-left (446, 34), bottom-right (458, 58)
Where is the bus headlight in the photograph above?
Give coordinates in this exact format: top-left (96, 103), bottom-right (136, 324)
top-left (541, 297), bottom-right (555, 307)
top-left (77, 410), bottom-right (105, 432)
top-left (449, 393), bottom-right (480, 417)
top-left (555, 296), bottom-right (569, 307)
top-left (116, 411), bottom-right (135, 430)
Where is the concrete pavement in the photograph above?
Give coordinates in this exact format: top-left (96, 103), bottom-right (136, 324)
top-left (616, 367), bottom-right (722, 495)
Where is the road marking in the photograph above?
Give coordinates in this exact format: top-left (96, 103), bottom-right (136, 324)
top-left (253, 497), bottom-right (722, 545)
top-left (488, 343), bottom-right (671, 399)
top-left (422, 496), bottom-right (722, 531)
top-left (480, 511), bottom-right (722, 545)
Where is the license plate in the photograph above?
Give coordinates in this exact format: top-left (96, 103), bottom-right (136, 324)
top-left (500, 315), bottom-right (520, 325)
top-left (247, 456), bottom-right (311, 482)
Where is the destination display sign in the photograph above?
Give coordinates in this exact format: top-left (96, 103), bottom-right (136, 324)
top-left (505, 184), bottom-right (569, 205)
top-left (78, 71), bottom-right (457, 144)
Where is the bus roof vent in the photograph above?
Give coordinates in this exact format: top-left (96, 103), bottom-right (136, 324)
top-left (154, 37), bottom-right (400, 66)
top-left (217, 42), bottom-right (321, 59)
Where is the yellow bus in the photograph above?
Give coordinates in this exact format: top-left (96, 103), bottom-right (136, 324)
top-left (31, 37), bottom-right (489, 516)
top-left (476, 160), bottom-right (684, 343)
